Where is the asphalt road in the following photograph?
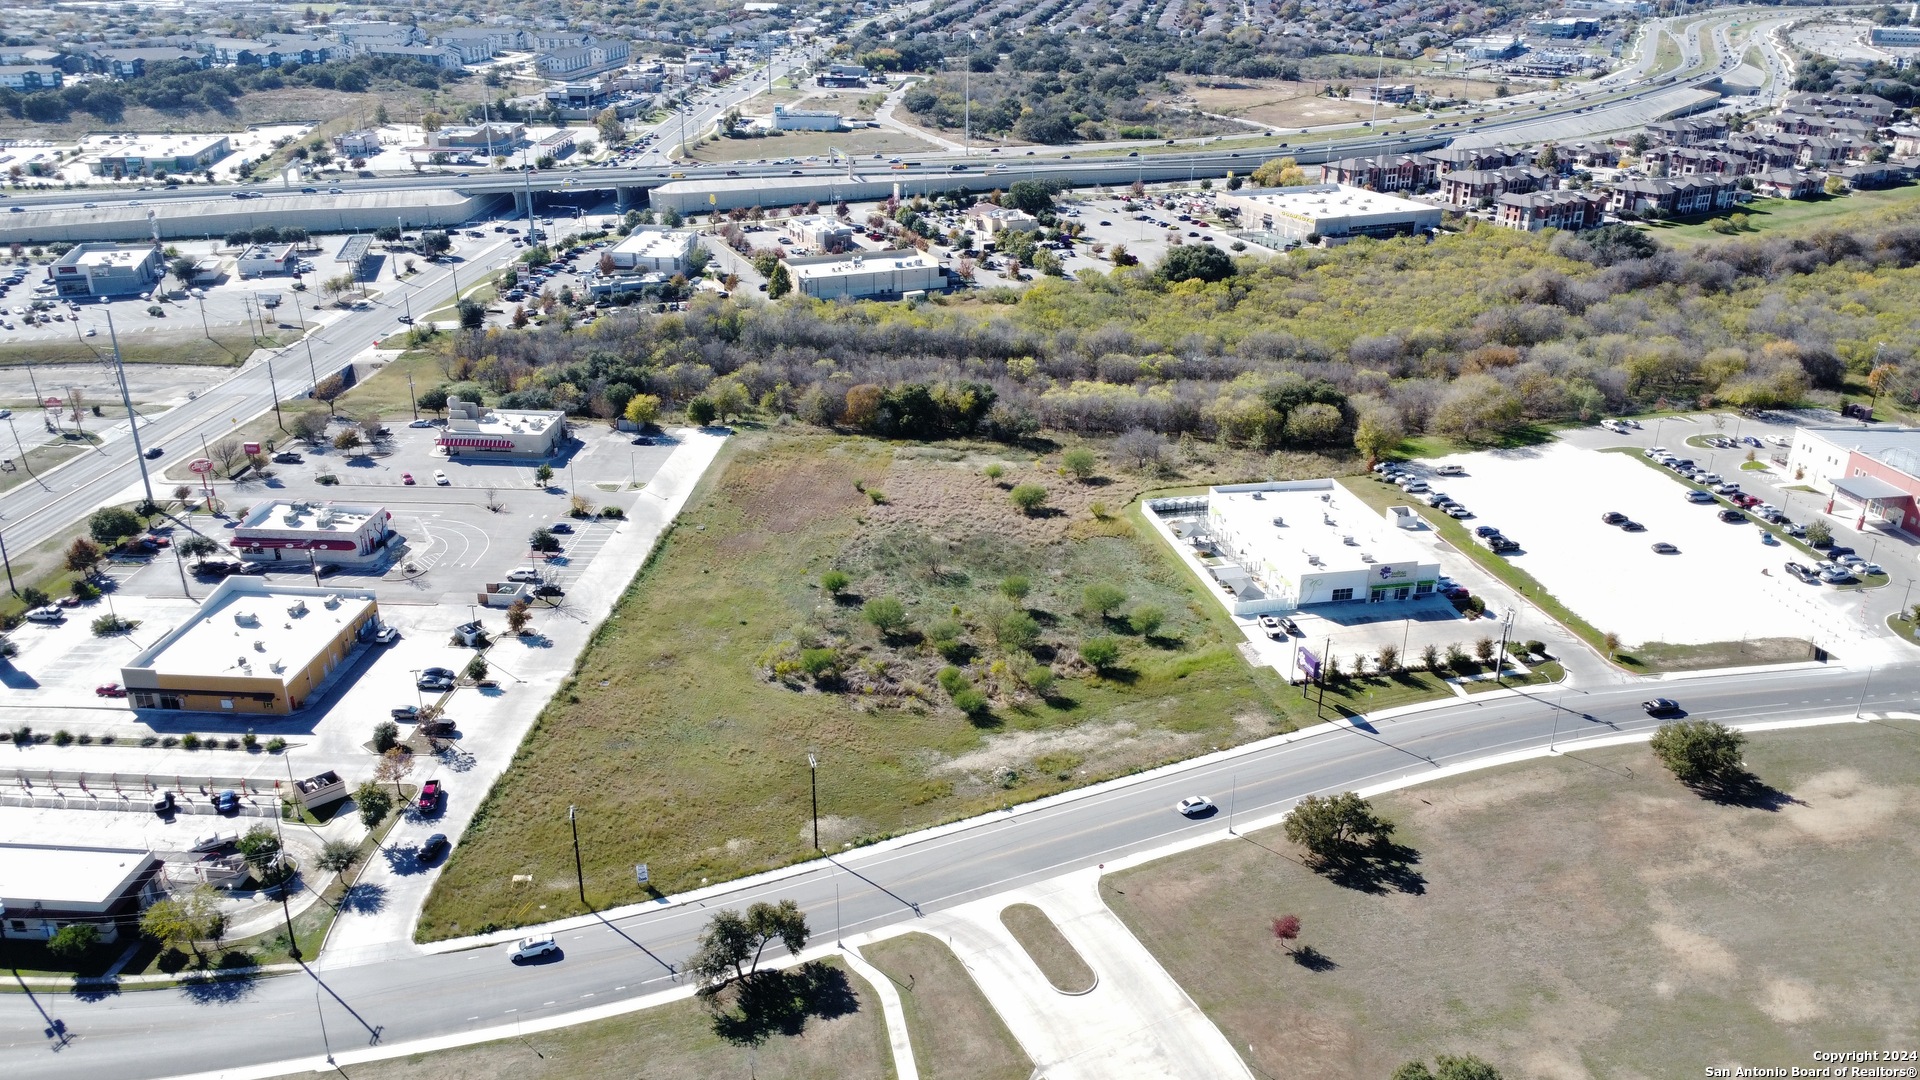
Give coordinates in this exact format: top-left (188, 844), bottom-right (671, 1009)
top-left (4, 660), bottom-right (1913, 1079)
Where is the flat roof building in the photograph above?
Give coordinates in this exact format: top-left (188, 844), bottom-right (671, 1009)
top-left (120, 578), bottom-right (384, 715)
top-left (1158, 480), bottom-right (1441, 615)
top-left (787, 248), bottom-right (944, 300)
top-left (232, 501), bottom-right (394, 566)
top-left (607, 228), bottom-right (697, 274)
top-left (770, 104), bottom-right (843, 131)
top-left (236, 243), bottom-right (298, 279)
top-left (0, 844), bottom-right (162, 943)
top-left (50, 243), bottom-right (164, 298)
top-left (1217, 184), bottom-right (1442, 246)
top-left (785, 214), bottom-right (856, 253)
top-left (966, 205), bottom-right (1039, 235)
top-left (438, 396), bottom-right (568, 459)
top-left (90, 134), bottom-right (232, 178)
top-left (1786, 427), bottom-right (1920, 537)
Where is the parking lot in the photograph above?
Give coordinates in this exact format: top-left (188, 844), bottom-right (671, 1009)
top-left (1415, 437), bottom-right (1900, 657)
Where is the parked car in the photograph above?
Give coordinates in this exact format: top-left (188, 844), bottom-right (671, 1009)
top-left (1474, 525), bottom-right (1502, 538)
top-left (212, 790), bottom-right (240, 814)
top-left (418, 779), bottom-right (441, 813)
top-left (1826, 545), bottom-right (1855, 558)
top-left (1259, 616), bottom-right (1282, 638)
top-left (510, 935), bottom-right (560, 963)
top-left (25, 606), bottom-right (65, 623)
top-left (1434, 464), bottom-right (1466, 476)
top-left (391, 705), bottom-right (422, 721)
top-left (95, 682), bottom-right (127, 697)
top-left (1651, 542), bottom-right (1679, 554)
top-left (1718, 509), bottom-right (1746, 523)
top-left (1445, 505), bottom-right (1472, 518)
top-left (433, 470), bottom-right (449, 485)
top-left (1600, 511), bottom-right (1627, 525)
top-left (550, 522), bottom-right (574, 534)
top-left (418, 833), bottom-right (450, 861)
top-left (1686, 490), bottom-right (1715, 504)
top-left (152, 790), bottom-right (175, 814)
top-left (1620, 520), bottom-right (1645, 532)
top-left (272, 451), bottom-right (302, 464)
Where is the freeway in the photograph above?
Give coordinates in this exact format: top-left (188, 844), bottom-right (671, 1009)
top-left (0, 234), bottom-right (520, 557)
top-left (4, 660), bottom-right (1913, 1079)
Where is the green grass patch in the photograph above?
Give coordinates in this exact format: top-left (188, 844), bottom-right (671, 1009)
top-left (999, 904), bottom-right (1096, 994)
top-left (418, 433), bottom-right (1303, 940)
top-left (1648, 185), bottom-right (1920, 245)
top-left (0, 329), bottom-right (293, 368)
top-left (862, 933), bottom-right (1032, 1080)
top-left (333, 349), bottom-right (448, 420)
top-left (1396, 424), bottom-right (1554, 461)
top-left (1889, 612), bottom-right (1920, 646)
top-left (1104, 721), bottom-right (1920, 1079)
top-left (260, 955), bottom-right (894, 1080)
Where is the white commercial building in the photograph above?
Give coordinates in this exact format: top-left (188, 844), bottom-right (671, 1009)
top-left (1785, 425), bottom-right (1920, 491)
top-left (0, 844), bottom-right (162, 943)
top-left (232, 501), bottom-right (394, 566)
top-left (785, 214), bottom-right (855, 253)
top-left (966, 205), bottom-right (1039, 235)
top-left (769, 104), bottom-right (843, 131)
top-left (437, 396), bottom-right (568, 458)
top-left (1217, 184), bottom-right (1443, 245)
top-left (1173, 480), bottom-right (1441, 615)
top-left (235, 243), bottom-right (298, 279)
top-left (787, 248), bottom-right (944, 300)
top-left (50, 243), bottom-right (164, 297)
top-left (606, 228), bottom-right (697, 274)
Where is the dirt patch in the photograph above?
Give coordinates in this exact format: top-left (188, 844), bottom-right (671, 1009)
top-left (1650, 921), bottom-right (1739, 979)
top-left (1757, 977), bottom-right (1826, 1024)
top-left (930, 721), bottom-right (1196, 783)
top-left (868, 451), bottom-right (1133, 546)
top-left (1175, 75), bottom-right (1498, 131)
top-left (1780, 767), bottom-right (1907, 842)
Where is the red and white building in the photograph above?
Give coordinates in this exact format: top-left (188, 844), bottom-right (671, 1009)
top-left (232, 501), bottom-right (394, 566)
top-left (437, 396), bottom-right (568, 459)
top-left (1786, 427), bottom-right (1920, 535)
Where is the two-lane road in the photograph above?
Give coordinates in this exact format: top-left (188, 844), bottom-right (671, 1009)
top-left (5, 660), bottom-right (1912, 1079)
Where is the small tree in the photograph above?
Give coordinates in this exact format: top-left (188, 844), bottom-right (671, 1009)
top-left (464, 654), bottom-right (490, 682)
top-left (506, 599), bottom-right (532, 635)
top-left (374, 747), bottom-right (414, 802)
top-left (332, 429), bottom-right (363, 454)
top-left (372, 720), bottom-right (400, 753)
top-left (355, 781), bottom-right (393, 829)
top-left (140, 884), bottom-right (224, 956)
top-left (1079, 635), bottom-right (1122, 670)
top-left (65, 537), bottom-right (103, 577)
top-left (1009, 484), bottom-right (1049, 515)
top-left (1128, 604), bottom-right (1166, 637)
top-left (316, 839), bottom-right (357, 873)
top-left (820, 569), bottom-right (850, 596)
top-left (535, 464), bottom-right (554, 487)
top-left (688, 899), bottom-right (810, 996)
top-left (992, 608), bottom-right (1042, 652)
top-left (1270, 914), bottom-right (1301, 954)
top-left (88, 506), bottom-right (142, 544)
top-left (1602, 631), bottom-right (1621, 660)
top-left (999, 574), bottom-right (1030, 600)
top-left (1804, 520), bottom-right (1832, 547)
top-left (623, 393), bottom-right (661, 428)
top-left (48, 923), bottom-right (101, 959)
top-left (1649, 720), bottom-right (1747, 787)
top-left (178, 535), bottom-right (220, 560)
top-left (1083, 583), bottom-right (1128, 617)
top-left (312, 373), bottom-right (348, 416)
top-left (863, 596), bottom-right (910, 638)
top-left (1474, 636), bottom-right (1496, 663)
top-left (1283, 792), bottom-right (1394, 866)
top-left (687, 397), bottom-right (718, 426)
top-left (236, 824), bottom-right (283, 877)
top-left (1060, 447), bottom-right (1099, 480)
top-left (530, 527), bottom-right (561, 553)
top-left (1376, 643), bottom-right (1400, 674)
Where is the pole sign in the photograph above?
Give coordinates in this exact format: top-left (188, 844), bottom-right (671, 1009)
top-left (1299, 648), bottom-right (1321, 682)
top-left (188, 458), bottom-right (215, 474)
top-left (635, 863), bottom-right (650, 885)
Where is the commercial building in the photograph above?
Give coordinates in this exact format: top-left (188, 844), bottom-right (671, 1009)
top-left (769, 104), bottom-right (844, 131)
top-left (1157, 480), bottom-right (1440, 615)
top-left (0, 845), bottom-right (162, 944)
top-left (965, 205), bottom-right (1040, 236)
top-left (236, 243), bottom-right (298, 279)
top-left (119, 578), bottom-right (385, 715)
top-left (49, 243), bottom-right (164, 298)
top-left (1352, 83), bottom-right (1415, 103)
top-left (1217, 184), bottom-right (1442, 246)
top-left (437, 396), bottom-right (568, 458)
top-left (1534, 16), bottom-right (1602, 37)
top-left (818, 62), bottom-right (869, 87)
top-left (1869, 26), bottom-right (1920, 47)
top-left (1786, 426), bottom-right (1920, 535)
top-left (90, 134), bottom-right (232, 178)
top-left (785, 214), bottom-right (856, 252)
top-left (425, 123), bottom-right (525, 152)
top-left (606, 228), bottom-right (697, 273)
top-left (335, 129), bottom-right (383, 158)
top-left (1457, 35), bottom-right (1525, 60)
top-left (786, 248), bottom-right (945, 300)
top-left (232, 501), bottom-right (395, 566)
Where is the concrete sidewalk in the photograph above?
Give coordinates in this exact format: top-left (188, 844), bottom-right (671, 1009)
top-left (315, 428), bottom-right (727, 969)
top-left (910, 870), bottom-right (1252, 1080)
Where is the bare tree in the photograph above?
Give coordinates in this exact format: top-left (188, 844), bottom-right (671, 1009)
top-left (483, 487), bottom-right (504, 513)
top-left (1114, 428), bottom-right (1165, 470)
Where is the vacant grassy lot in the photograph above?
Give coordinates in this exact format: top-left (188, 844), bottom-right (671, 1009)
top-left (690, 127), bottom-right (944, 165)
top-left (1647, 185), bottom-right (1920, 245)
top-left (264, 957), bottom-right (892, 1080)
top-left (1180, 75), bottom-right (1496, 130)
top-left (862, 932), bottom-right (1031, 1080)
top-left (0, 330), bottom-right (269, 368)
top-left (1000, 904), bottom-right (1096, 994)
top-left (1105, 721), bottom-right (1920, 1079)
top-left (420, 432), bottom-right (1309, 938)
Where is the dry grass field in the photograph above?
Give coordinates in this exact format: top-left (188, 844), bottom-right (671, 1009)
top-left (1177, 76), bottom-right (1499, 130)
top-left (690, 127), bottom-right (944, 164)
top-left (1104, 721), bottom-right (1920, 1078)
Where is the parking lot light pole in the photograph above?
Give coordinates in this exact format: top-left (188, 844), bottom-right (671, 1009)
top-left (280, 885), bottom-right (301, 962)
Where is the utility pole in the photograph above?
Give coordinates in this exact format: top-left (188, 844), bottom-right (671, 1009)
top-left (407, 373), bottom-right (419, 420)
top-left (7, 418), bottom-right (32, 480)
top-left (104, 309), bottom-right (156, 509)
top-left (264, 349), bottom-right (284, 431)
top-left (289, 289), bottom-right (319, 385)
top-left (0, 530), bottom-right (14, 595)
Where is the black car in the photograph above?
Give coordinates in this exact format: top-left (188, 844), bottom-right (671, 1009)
top-left (1652, 542), bottom-right (1679, 554)
top-left (1718, 509), bottom-right (1745, 523)
top-left (1600, 511), bottom-right (1626, 525)
top-left (550, 522), bottom-right (574, 534)
top-left (1641, 698), bottom-right (1680, 715)
top-left (273, 452), bottom-right (303, 464)
top-left (418, 833), bottom-right (450, 861)
top-left (418, 676), bottom-right (454, 692)
top-left (533, 583), bottom-right (566, 598)
top-left (1620, 520), bottom-right (1646, 532)
top-left (1474, 525), bottom-right (1502, 538)
top-left (1826, 545), bottom-right (1855, 558)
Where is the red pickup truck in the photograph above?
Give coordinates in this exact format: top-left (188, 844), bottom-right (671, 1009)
top-left (418, 780), bottom-right (441, 813)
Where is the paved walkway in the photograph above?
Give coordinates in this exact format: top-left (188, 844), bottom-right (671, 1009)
top-left (912, 869), bottom-right (1252, 1080)
top-left (841, 946), bottom-right (920, 1080)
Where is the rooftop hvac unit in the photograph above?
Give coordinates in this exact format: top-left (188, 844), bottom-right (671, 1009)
top-left (1360, 552), bottom-right (1375, 562)
top-left (1343, 535), bottom-right (1356, 545)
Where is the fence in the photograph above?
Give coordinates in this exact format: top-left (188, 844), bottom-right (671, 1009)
top-left (1, 769), bottom-right (280, 817)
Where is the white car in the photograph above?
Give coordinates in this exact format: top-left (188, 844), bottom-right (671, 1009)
top-left (1176, 795), bottom-right (1215, 817)
top-left (509, 935), bottom-right (559, 962)
top-left (1434, 464), bottom-right (1466, 476)
top-left (1258, 616), bottom-right (1282, 638)
top-left (433, 470), bottom-right (449, 485)
top-left (409, 419), bottom-right (434, 428)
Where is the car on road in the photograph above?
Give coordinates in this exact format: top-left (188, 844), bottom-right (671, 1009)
top-left (418, 780), bottom-right (441, 813)
top-left (1175, 795), bottom-right (1216, 816)
top-left (212, 790), bottom-right (240, 814)
top-left (510, 935), bottom-right (560, 962)
top-left (1651, 542), bottom-right (1679, 554)
top-left (1600, 511), bottom-right (1627, 525)
top-left (409, 418), bottom-right (434, 428)
top-left (401, 472), bottom-right (414, 485)
top-left (418, 833), bottom-right (449, 861)
top-left (433, 470), bottom-right (449, 485)
top-left (144, 446), bottom-right (163, 458)
top-left (1641, 698), bottom-right (1680, 715)
top-left (95, 682), bottom-right (127, 697)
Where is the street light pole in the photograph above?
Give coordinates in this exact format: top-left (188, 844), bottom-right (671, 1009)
top-left (0, 530), bottom-right (15, 594)
top-left (104, 309), bottom-right (157, 510)
top-left (568, 804), bottom-right (587, 907)
top-left (289, 289), bottom-right (319, 385)
top-left (807, 752), bottom-right (819, 851)
top-left (280, 886), bottom-right (301, 962)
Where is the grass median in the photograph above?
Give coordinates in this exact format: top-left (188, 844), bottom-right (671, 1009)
top-left (1105, 719), bottom-right (1920, 1079)
top-left (862, 932), bottom-right (1032, 1080)
top-left (999, 904), bottom-right (1095, 995)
